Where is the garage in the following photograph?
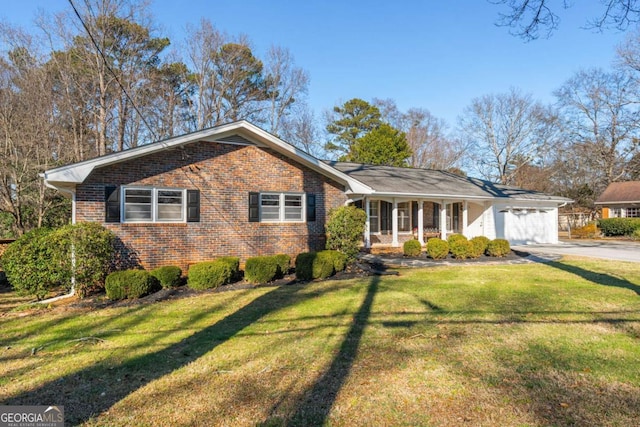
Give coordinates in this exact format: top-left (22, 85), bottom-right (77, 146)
top-left (495, 206), bottom-right (559, 244)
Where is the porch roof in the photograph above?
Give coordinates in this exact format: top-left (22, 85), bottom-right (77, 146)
top-left (326, 162), bottom-right (572, 204)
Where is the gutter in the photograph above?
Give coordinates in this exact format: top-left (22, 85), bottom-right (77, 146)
top-left (39, 180), bottom-right (77, 304)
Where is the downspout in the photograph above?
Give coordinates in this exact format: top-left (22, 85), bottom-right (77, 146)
top-left (39, 181), bottom-right (77, 304)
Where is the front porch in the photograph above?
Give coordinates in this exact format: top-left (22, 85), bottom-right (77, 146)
top-left (354, 198), bottom-right (489, 248)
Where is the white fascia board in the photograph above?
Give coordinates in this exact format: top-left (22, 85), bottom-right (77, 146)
top-left (366, 192), bottom-right (492, 201)
top-left (594, 200), bottom-right (640, 205)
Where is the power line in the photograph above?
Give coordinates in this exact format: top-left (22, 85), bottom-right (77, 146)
top-left (67, 0), bottom-right (159, 144)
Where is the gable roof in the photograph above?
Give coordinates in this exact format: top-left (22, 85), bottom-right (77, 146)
top-left (595, 181), bottom-right (640, 205)
top-left (327, 162), bottom-right (572, 203)
top-left (42, 121), bottom-right (371, 195)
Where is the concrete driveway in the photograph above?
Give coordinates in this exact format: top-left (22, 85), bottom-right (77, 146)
top-left (512, 240), bottom-right (640, 263)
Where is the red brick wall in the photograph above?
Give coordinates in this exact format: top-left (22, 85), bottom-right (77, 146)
top-left (75, 142), bottom-right (347, 271)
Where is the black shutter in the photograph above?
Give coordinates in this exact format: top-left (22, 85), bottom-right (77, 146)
top-left (186, 190), bottom-right (200, 222)
top-left (105, 185), bottom-right (120, 223)
top-left (306, 194), bottom-right (316, 222)
top-left (249, 192), bottom-right (260, 222)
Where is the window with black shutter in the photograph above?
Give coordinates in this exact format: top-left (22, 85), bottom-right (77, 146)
top-left (105, 185), bottom-right (120, 222)
top-left (186, 190), bottom-right (200, 222)
top-left (248, 192), bottom-right (260, 222)
top-left (306, 194), bottom-right (316, 222)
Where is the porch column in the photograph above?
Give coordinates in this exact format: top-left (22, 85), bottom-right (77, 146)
top-left (462, 201), bottom-right (468, 237)
top-left (392, 198), bottom-right (399, 247)
top-left (418, 200), bottom-right (425, 245)
top-left (440, 200), bottom-right (447, 240)
top-left (364, 197), bottom-right (371, 249)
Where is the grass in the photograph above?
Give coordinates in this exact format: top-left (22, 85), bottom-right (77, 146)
top-left (1, 257), bottom-right (640, 426)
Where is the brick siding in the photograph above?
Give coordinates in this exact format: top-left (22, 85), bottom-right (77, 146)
top-left (76, 142), bottom-right (347, 272)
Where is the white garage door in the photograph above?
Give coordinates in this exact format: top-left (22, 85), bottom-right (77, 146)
top-left (503, 208), bottom-right (557, 244)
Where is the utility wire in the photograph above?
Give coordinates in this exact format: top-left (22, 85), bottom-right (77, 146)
top-left (67, 0), bottom-right (158, 143)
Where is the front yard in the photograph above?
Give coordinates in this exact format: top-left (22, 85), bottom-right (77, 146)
top-left (1, 258), bottom-right (639, 426)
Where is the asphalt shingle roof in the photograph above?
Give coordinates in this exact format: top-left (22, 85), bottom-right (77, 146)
top-left (595, 181), bottom-right (640, 204)
top-left (326, 162), bottom-right (572, 203)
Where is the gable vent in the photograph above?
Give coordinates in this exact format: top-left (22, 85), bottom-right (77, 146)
top-left (215, 135), bottom-right (255, 145)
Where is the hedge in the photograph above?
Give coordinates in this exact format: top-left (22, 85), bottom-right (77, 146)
top-left (426, 238), bottom-right (449, 260)
top-left (469, 236), bottom-right (490, 258)
top-left (449, 236), bottom-right (472, 259)
top-left (273, 254), bottom-right (291, 277)
top-left (245, 256), bottom-right (279, 284)
top-left (150, 265), bottom-right (182, 288)
top-left (295, 250), bottom-right (346, 281)
top-left (598, 218), bottom-right (640, 236)
top-left (486, 239), bottom-right (511, 257)
top-left (188, 259), bottom-right (236, 290)
top-left (105, 270), bottom-right (161, 300)
top-left (403, 239), bottom-right (422, 257)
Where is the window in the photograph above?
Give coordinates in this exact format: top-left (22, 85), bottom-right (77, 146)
top-left (398, 202), bottom-right (411, 232)
top-left (625, 207), bottom-right (640, 218)
top-left (369, 201), bottom-right (379, 233)
top-left (259, 193), bottom-right (305, 222)
top-left (611, 208), bottom-right (622, 218)
top-left (123, 187), bottom-right (185, 222)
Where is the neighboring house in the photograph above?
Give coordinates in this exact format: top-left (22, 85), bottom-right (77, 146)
top-left (595, 181), bottom-right (640, 218)
top-left (43, 121), bottom-right (572, 271)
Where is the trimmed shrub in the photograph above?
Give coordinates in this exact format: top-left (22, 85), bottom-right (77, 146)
top-left (633, 228), bottom-right (640, 241)
top-left (571, 222), bottom-right (599, 239)
top-left (598, 218), bottom-right (640, 236)
top-left (295, 252), bottom-right (316, 281)
top-left (2, 228), bottom-right (60, 300)
top-left (150, 265), bottom-right (182, 288)
top-left (403, 239), bottom-right (422, 257)
top-left (274, 254), bottom-right (291, 277)
top-left (105, 270), bottom-right (160, 300)
top-left (449, 237), bottom-right (472, 259)
top-left (426, 238), bottom-right (449, 260)
top-left (217, 256), bottom-right (240, 281)
top-left (188, 260), bottom-right (233, 290)
top-left (323, 250), bottom-right (347, 273)
top-left (325, 205), bottom-right (367, 261)
top-left (245, 256), bottom-right (279, 284)
top-left (469, 236), bottom-right (490, 258)
top-left (295, 250), bottom-right (344, 281)
top-left (447, 234), bottom-right (467, 246)
top-left (486, 239), bottom-right (511, 257)
top-left (1, 223), bottom-right (115, 299)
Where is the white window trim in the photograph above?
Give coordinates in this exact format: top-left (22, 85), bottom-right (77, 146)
top-left (122, 186), bottom-right (187, 223)
top-left (259, 192), bottom-right (306, 223)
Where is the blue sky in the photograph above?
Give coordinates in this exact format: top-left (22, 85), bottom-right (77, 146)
top-left (1, 1), bottom-right (631, 128)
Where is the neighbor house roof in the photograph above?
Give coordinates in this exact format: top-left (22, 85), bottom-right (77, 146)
top-left (595, 181), bottom-right (640, 205)
top-left (327, 162), bottom-right (573, 203)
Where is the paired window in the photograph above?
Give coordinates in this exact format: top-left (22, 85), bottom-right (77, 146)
top-left (105, 186), bottom-right (200, 223)
top-left (249, 192), bottom-right (315, 223)
top-left (124, 188), bottom-right (184, 222)
top-left (610, 207), bottom-right (640, 218)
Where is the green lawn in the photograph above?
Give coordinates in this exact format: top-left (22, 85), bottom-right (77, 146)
top-left (1, 258), bottom-right (640, 426)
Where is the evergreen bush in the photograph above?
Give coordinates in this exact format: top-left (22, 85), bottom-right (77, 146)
top-left (105, 270), bottom-right (160, 300)
top-left (325, 205), bottom-right (367, 261)
top-left (426, 238), bottom-right (449, 260)
top-left (188, 260), bottom-right (234, 290)
top-left (295, 250), bottom-right (344, 281)
top-left (597, 218), bottom-right (640, 236)
top-left (486, 239), bottom-right (511, 257)
top-left (449, 236), bottom-right (472, 259)
top-left (245, 256), bottom-right (279, 284)
top-left (273, 254), bottom-right (291, 277)
top-left (403, 239), bottom-right (422, 257)
top-left (150, 265), bottom-right (182, 288)
top-left (469, 236), bottom-right (490, 258)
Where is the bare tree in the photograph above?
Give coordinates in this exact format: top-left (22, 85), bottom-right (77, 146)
top-left (264, 45), bottom-right (309, 136)
top-left (279, 103), bottom-right (325, 158)
top-left (491, 0), bottom-right (640, 40)
top-left (554, 68), bottom-right (640, 190)
top-left (459, 88), bottom-right (556, 185)
top-left (374, 98), bottom-right (465, 171)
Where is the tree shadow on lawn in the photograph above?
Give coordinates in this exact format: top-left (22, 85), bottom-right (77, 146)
top-left (547, 261), bottom-right (640, 295)
top-left (1, 281), bottom-right (351, 425)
